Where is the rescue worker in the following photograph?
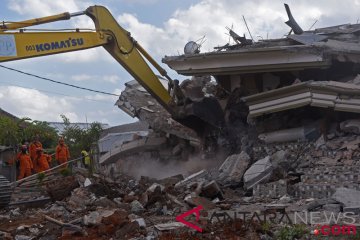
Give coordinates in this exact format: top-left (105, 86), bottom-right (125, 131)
top-left (81, 148), bottom-right (91, 169)
top-left (35, 148), bottom-right (50, 172)
top-left (29, 135), bottom-right (42, 171)
top-left (43, 150), bottom-right (52, 167)
top-left (15, 145), bottom-right (33, 180)
top-left (56, 137), bottom-right (70, 168)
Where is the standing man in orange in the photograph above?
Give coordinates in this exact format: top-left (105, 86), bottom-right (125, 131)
top-left (35, 148), bottom-right (50, 172)
top-left (15, 145), bottom-right (33, 180)
top-left (29, 135), bottom-right (42, 172)
top-left (43, 150), bottom-right (53, 167)
top-left (56, 137), bottom-right (70, 168)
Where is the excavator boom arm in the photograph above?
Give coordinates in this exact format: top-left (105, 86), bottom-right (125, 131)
top-left (0, 5), bottom-right (225, 135)
top-left (0, 31), bottom-right (108, 60)
top-left (0, 5), bottom-right (173, 113)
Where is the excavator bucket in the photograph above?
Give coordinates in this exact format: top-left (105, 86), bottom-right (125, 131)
top-left (174, 97), bottom-right (225, 136)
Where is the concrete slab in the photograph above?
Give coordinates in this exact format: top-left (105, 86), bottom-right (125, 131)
top-left (332, 187), bottom-right (360, 207)
top-left (243, 156), bottom-right (273, 190)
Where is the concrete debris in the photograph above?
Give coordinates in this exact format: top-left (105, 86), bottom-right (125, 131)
top-left (83, 211), bottom-right (102, 226)
top-left (15, 235), bottom-right (32, 240)
top-left (343, 206), bottom-right (360, 214)
top-left (116, 80), bottom-right (198, 141)
top-left (154, 222), bottom-right (184, 231)
top-left (84, 178), bottom-right (92, 187)
top-left (246, 81), bottom-right (360, 118)
top-left (174, 169), bottom-right (209, 188)
top-left (258, 125), bottom-right (320, 144)
top-left (332, 187), bottom-right (360, 207)
top-left (185, 195), bottom-right (216, 210)
top-left (340, 119), bottom-right (360, 134)
top-left (253, 180), bottom-right (287, 199)
top-left (10, 208), bottom-right (21, 217)
top-left (243, 156), bottom-right (273, 190)
top-left (218, 151), bottom-right (250, 185)
top-left (0, 231), bottom-right (12, 240)
top-left (147, 183), bottom-right (165, 193)
top-left (130, 200), bottom-right (145, 214)
top-left (201, 180), bottom-right (223, 199)
top-left (132, 218), bottom-right (146, 228)
top-left (322, 203), bottom-right (342, 213)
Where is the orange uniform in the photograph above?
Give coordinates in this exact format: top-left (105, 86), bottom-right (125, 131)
top-left (35, 153), bottom-right (50, 172)
top-left (56, 144), bottom-right (70, 167)
top-left (17, 153), bottom-right (33, 180)
top-left (45, 154), bottom-right (52, 164)
top-left (29, 141), bottom-right (42, 169)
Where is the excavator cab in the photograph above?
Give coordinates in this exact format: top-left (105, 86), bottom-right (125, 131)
top-left (0, 5), bottom-right (224, 136)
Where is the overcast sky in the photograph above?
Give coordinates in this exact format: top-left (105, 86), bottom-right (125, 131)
top-left (0, 0), bottom-right (359, 126)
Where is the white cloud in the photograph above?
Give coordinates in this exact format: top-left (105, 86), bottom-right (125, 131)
top-left (103, 75), bottom-right (120, 84)
top-left (71, 74), bottom-right (93, 82)
top-left (117, 0), bottom-right (360, 58)
top-left (85, 88), bottom-right (122, 102)
top-left (85, 107), bottom-right (136, 125)
top-left (113, 88), bottom-right (122, 95)
top-left (8, 0), bottom-right (81, 16)
top-left (71, 74), bottom-right (120, 84)
top-left (121, 0), bottom-right (159, 5)
top-left (7, 0), bottom-right (104, 63)
top-left (0, 86), bottom-right (79, 122)
top-left (84, 94), bottom-right (116, 102)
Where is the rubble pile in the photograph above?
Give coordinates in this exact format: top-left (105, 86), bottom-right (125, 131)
top-left (0, 170), bottom-right (267, 239)
top-left (0, 116), bottom-right (359, 239)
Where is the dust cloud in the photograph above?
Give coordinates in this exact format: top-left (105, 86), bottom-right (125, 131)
top-left (119, 152), bottom-right (226, 179)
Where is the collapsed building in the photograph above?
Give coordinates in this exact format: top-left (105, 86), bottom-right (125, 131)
top-left (164, 21), bottom-right (360, 140)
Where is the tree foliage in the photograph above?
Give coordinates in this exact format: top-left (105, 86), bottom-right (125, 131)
top-left (60, 115), bottom-right (102, 158)
top-left (0, 116), bottom-right (58, 148)
top-left (21, 120), bottom-right (58, 148)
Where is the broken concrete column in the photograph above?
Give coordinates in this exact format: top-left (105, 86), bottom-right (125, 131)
top-left (175, 170), bottom-right (209, 188)
top-left (243, 156), bottom-right (273, 190)
top-left (218, 151), bottom-right (250, 185)
top-left (258, 125), bottom-right (320, 144)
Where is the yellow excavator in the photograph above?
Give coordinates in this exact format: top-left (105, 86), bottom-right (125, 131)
top-left (0, 5), bottom-right (225, 208)
top-left (0, 5), bottom-right (224, 135)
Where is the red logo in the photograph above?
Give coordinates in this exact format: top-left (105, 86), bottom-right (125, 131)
top-left (176, 205), bottom-right (203, 232)
top-left (314, 225), bottom-right (356, 236)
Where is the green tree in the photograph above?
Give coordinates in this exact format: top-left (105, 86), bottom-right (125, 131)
top-left (60, 115), bottom-right (103, 158)
top-left (0, 116), bottom-right (58, 149)
top-left (0, 116), bottom-right (20, 147)
top-left (22, 120), bottom-right (58, 148)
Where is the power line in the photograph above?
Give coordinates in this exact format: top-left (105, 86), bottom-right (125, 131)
top-left (0, 64), bottom-right (120, 97)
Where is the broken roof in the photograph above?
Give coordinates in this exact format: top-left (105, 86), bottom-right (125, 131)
top-left (163, 23), bottom-right (360, 76)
